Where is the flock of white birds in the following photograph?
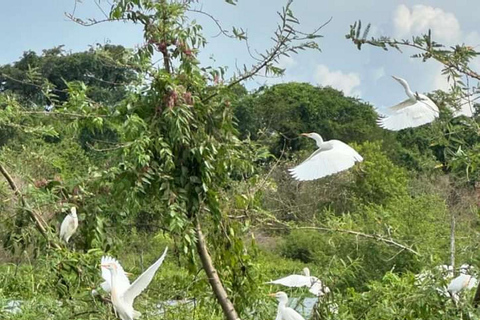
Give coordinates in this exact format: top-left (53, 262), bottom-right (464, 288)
top-left (56, 76), bottom-right (477, 320)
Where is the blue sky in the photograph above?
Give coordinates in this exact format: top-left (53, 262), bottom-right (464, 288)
top-left (1, 0), bottom-right (479, 109)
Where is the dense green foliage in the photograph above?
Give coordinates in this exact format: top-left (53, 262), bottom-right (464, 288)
top-left (0, 44), bottom-right (136, 106)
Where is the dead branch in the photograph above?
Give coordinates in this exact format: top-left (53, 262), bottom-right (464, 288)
top-left (266, 225), bottom-right (420, 256)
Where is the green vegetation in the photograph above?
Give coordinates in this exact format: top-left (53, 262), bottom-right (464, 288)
top-left (1, 1), bottom-right (480, 320)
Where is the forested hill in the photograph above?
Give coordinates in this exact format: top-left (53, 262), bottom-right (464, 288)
top-left (1, 3), bottom-right (480, 319)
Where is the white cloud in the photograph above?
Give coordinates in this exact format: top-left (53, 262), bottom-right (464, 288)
top-left (371, 67), bottom-right (385, 82)
top-left (313, 64), bottom-right (361, 97)
top-left (393, 5), bottom-right (461, 43)
top-left (276, 55), bottom-right (297, 69)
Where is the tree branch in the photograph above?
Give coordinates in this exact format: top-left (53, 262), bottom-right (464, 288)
top-left (267, 225), bottom-right (420, 256)
top-left (21, 111), bottom-right (109, 119)
top-left (303, 226), bottom-right (420, 256)
top-left (188, 8), bottom-right (235, 39)
top-left (0, 162), bottom-right (61, 249)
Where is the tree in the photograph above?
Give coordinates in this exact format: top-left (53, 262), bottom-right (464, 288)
top-left (0, 44), bottom-right (137, 106)
top-left (59, 0), bottom-right (325, 318)
top-left (234, 82), bottom-right (385, 155)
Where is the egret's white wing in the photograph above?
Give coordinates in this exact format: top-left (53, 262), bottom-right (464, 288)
top-left (308, 281), bottom-right (330, 296)
top-left (100, 256), bottom-right (131, 294)
top-left (60, 215), bottom-right (75, 242)
top-left (376, 98), bottom-right (415, 116)
top-left (418, 94), bottom-right (440, 113)
top-left (283, 307), bottom-right (306, 320)
top-left (447, 274), bottom-right (471, 294)
top-left (267, 275), bottom-right (312, 288)
top-left (452, 96), bottom-right (475, 118)
top-left (123, 247), bottom-right (168, 305)
top-left (467, 276), bottom-right (478, 289)
top-left (289, 140), bottom-right (363, 181)
top-left (377, 98), bottom-right (439, 131)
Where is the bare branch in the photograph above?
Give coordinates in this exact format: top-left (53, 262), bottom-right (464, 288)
top-left (86, 142), bottom-right (133, 152)
top-left (265, 224), bottom-right (420, 256)
top-left (21, 111), bottom-right (109, 119)
top-left (65, 13), bottom-right (122, 27)
top-left (188, 8), bottom-right (235, 39)
top-left (299, 226), bottom-right (420, 256)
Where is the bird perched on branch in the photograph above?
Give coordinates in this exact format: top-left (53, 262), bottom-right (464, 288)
top-left (59, 207), bottom-right (78, 243)
top-left (100, 247), bottom-right (168, 320)
top-left (447, 264), bottom-right (478, 301)
top-left (376, 76), bottom-right (439, 131)
top-left (288, 133), bottom-right (363, 181)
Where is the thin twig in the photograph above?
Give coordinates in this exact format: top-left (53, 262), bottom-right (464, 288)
top-left (188, 9), bottom-right (234, 39)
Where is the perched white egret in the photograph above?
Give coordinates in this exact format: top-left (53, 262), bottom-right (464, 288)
top-left (447, 274), bottom-right (477, 296)
top-left (447, 264), bottom-right (478, 295)
top-left (288, 133), bottom-right (363, 181)
top-left (59, 207), bottom-right (78, 243)
top-left (269, 291), bottom-right (305, 320)
top-left (101, 247), bottom-right (168, 320)
top-left (376, 76), bottom-right (439, 131)
top-left (267, 267), bottom-right (330, 297)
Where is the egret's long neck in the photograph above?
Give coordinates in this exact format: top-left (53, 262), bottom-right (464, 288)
top-left (303, 267), bottom-right (310, 277)
top-left (402, 81), bottom-right (415, 100)
top-left (312, 135), bottom-right (323, 148)
top-left (278, 297), bottom-right (288, 308)
top-left (110, 269), bottom-right (118, 297)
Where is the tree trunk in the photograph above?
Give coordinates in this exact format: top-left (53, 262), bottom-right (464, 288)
top-left (195, 220), bottom-right (240, 320)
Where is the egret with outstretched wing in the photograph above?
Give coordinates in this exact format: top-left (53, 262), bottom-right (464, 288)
top-left (288, 133), bottom-right (363, 181)
top-left (376, 76), bottom-right (439, 131)
top-left (101, 247), bottom-right (168, 320)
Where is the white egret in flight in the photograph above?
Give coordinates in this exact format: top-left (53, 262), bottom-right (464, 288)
top-left (288, 133), bottom-right (363, 181)
top-left (376, 76), bottom-right (439, 131)
top-left (101, 247), bottom-right (168, 320)
top-left (267, 267), bottom-right (330, 297)
top-left (59, 207), bottom-right (78, 243)
top-left (269, 291), bottom-right (305, 320)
